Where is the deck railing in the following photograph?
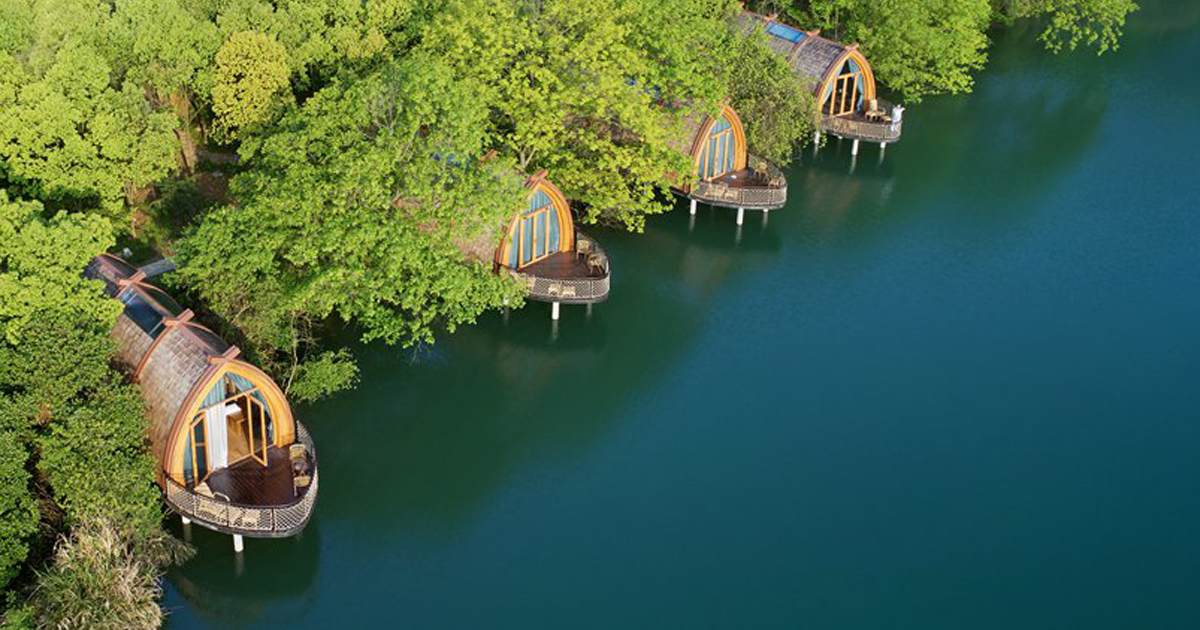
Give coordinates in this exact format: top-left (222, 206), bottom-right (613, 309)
top-left (163, 422), bottom-right (318, 538)
top-left (689, 154), bottom-right (788, 210)
top-left (518, 233), bottom-right (611, 304)
top-left (819, 100), bottom-right (903, 143)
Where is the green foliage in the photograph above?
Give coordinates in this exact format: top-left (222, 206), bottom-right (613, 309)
top-left (783, 0), bottom-right (992, 102)
top-left (419, 0), bottom-right (808, 230)
top-left (0, 189), bottom-right (180, 624)
top-left (0, 191), bottom-right (117, 347)
top-left (993, 0), bottom-right (1138, 53)
top-left (721, 27), bottom-right (815, 165)
top-left (0, 44), bottom-right (178, 215)
top-left (200, 0), bottom-right (414, 76)
top-left (288, 349), bottom-right (361, 404)
top-left (0, 430), bottom-right (37, 592)
top-left (212, 32), bottom-right (293, 139)
top-left (177, 54), bottom-right (528, 389)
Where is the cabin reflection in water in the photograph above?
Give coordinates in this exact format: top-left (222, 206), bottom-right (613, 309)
top-left (85, 255), bottom-right (317, 550)
top-left (740, 10), bottom-right (904, 153)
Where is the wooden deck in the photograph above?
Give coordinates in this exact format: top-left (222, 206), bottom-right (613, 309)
top-left (521, 251), bottom-right (606, 281)
top-left (713, 169), bottom-right (774, 189)
top-left (688, 154), bottom-right (787, 210)
top-left (205, 446), bottom-right (302, 507)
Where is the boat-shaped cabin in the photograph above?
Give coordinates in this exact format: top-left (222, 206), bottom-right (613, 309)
top-left (740, 11), bottom-right (903, 147)
top-left (84, 255), bottom-right (317, 542)
top-left (674, 104), bottom-right (788, 219)
top-left (493, 171), bottom-right (610, 314)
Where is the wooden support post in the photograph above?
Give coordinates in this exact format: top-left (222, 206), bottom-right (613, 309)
top-left (814, 130), bottom-right (821, 146)
top-left (880, 142), bottom-right (887, 161)
top-left (762, 209), bottom-right (769, 227)
top-left (181, 515), bottom-right (191, 525)
top-left (852, 139), bottom-right (860, 156)
top-left (233, 534), bottom-right (244, 554)
top-left (689, 198), bottom-right (697, 215)
top-left (551, 302), bottom-right (560, 321)
top-left (736, 208), bottom-right (744, 226)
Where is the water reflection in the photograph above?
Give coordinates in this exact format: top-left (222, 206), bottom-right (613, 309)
top-left (164, 521), bottom-right (320, 628)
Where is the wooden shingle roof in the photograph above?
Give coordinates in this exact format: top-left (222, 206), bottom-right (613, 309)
top-left (85, 255), bottom-right (231, 465)
top-left (737, 11), bottom-right (850, 92)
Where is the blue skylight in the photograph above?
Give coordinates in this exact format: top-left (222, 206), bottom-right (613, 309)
top-left (766, 22), bottom-right (805, 43)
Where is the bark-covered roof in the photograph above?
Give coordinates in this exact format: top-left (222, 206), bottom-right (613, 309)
top-left (737, 11), bottom-right (850, 92)
top-left (85, 255), bottom-right (232, 465)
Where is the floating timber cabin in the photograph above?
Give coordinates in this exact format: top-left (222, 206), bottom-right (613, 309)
top-left (739, 10), bottom-right (904, 154)
top-left (85, 255), bottom-right (317, 550)
top-left (673, 103), bottom-right (788, 225)
top-left (463, 170), bottom-right (610, 320)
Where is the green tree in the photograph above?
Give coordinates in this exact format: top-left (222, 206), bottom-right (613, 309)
top-left (0, 189), bottom-right (181, 624)
top-left (420, 0), bottom-right (805, 230)
top-left (177, 55), bottom-right (527, 389)
top-left (760, 0), bottom-right (1135, 102)
top-left (0, 44), bottom-right (178, 215)
top-left (720, 20), bottom-right (816, 165)
top-left (212, 31), bottom-right (293, 139)
top-left (779, 0), bottom-right (992, 101)
top-left (0, 430), bottom-right (37, 592)
top-left (993, 0), bottom-right (1138, 53)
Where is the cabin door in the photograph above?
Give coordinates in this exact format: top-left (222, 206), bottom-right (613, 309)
top-left (188, 416), bottom-right (210, 483)
top-left (696, 117), bottom-right (736, 182)
top-left (829, 66), bottom-right (861, 117)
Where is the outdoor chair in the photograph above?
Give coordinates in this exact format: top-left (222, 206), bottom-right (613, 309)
top-left (586, 253), bottom-right (606, 276)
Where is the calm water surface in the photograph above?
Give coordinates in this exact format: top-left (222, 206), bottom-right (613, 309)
top-left (163, 4), bottom-right (1200, 627)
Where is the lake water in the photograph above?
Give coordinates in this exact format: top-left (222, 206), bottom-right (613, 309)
top-left (162, 4), bottom-right (1200, 628)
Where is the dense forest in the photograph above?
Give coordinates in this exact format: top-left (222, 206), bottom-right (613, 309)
top-left (0, 0), bottom-right (1135, 627)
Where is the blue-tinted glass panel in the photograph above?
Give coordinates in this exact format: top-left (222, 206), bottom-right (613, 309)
top-left (522, 217), bottom-right (534, 265)
top-left (508, 226), bottom-right (520, 268)
top-left (535, 213), bottom-right (547, 259)
top-left (548, 206), bottom-right (561, 254)
top-left (140, 285), bottom-right (184, 316)
top-left (721, 134), bottom-right (730, 174)
top-left (766, 22), bottom-right (805, 43)
top-left (528, 191), bottom-right (552, 215)
top-left (118, 289), bottom-right (165, 338)
top-left (707, 138), bottom-right (718, 179)
top-left (711, 117), bottom-right (731, 133)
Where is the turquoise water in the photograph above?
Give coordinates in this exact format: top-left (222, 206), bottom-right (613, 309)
top-left (163, 5), bottom-right (1200, 628)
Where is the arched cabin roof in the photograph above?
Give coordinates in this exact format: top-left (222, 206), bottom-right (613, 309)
top-left (663, 104), bottom-right (749, 191)
top-left (456, 168), bottom-right (577, 267)
top-left (497, 170), bottom-right (574, 263)
top-left (83, 255), bottom-right (290, 481)
top-left (737, 11), bottom-right (876, 100)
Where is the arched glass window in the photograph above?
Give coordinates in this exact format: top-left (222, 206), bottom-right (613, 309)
top-left (826, 59), bottom-right (864, 117)
top-left (507, 188), bottom-right (563, 269)
top-left (695, 117), bottom-right (736, 181)
top-left (183, 371), bottom-right (276, 485)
